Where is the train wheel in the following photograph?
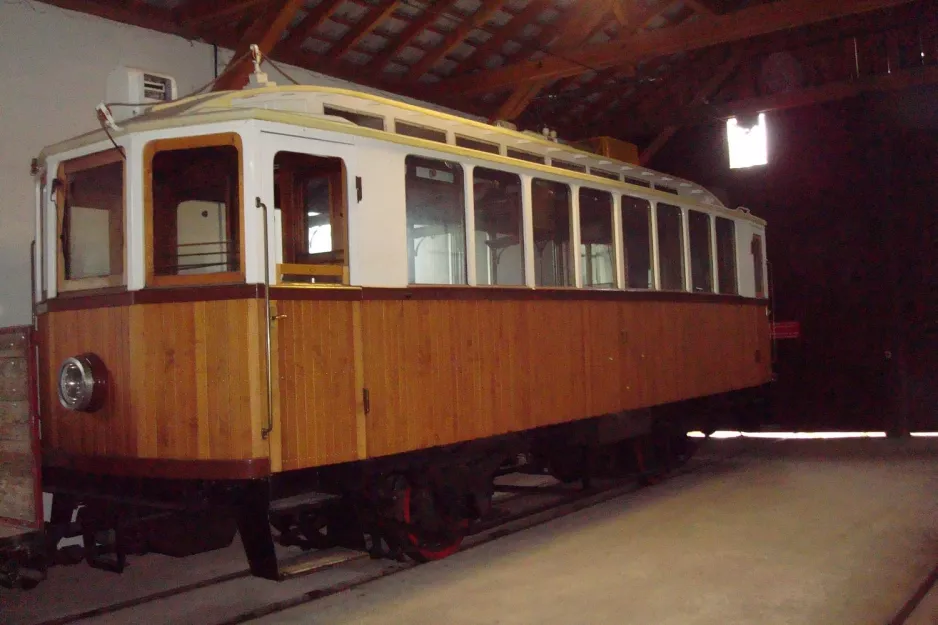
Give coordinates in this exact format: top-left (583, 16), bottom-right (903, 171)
top-left (398, 481), bottom-right (467, 562)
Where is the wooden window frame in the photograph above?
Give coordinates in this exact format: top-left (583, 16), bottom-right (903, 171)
top-left (56, 149), bottom-right (126, 294)
top-left (143, 133), bottom-right (245, 288)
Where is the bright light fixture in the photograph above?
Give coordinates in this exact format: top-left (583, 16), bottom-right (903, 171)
top-left (727, 113), bottom-right (768, 169)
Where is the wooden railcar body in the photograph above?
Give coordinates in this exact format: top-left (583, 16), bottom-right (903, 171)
top-left (22, 83), bottom-right (771, 577)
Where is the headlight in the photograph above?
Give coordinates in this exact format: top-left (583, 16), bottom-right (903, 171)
top-left (57, 354), bottom-right (107, 412)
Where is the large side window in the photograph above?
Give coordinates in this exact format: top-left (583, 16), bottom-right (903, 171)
top-left (532, 179), bottom-right (572, 287)
top-left (57, 150), bottom-right (124, 291)
top-left (147, 134), bottom-right (242, 284)
top-left (752, 233), bottom-right (765, 298)
top-left (688, 210), bottom-right (713, 293)
top-left (656, 203), bottom-right (685, 291)
top-left (715, 217), bottom-right (738, 294)
top-left (273, 152), bottom-right (347, 284)
top-left (406, 156), bottom-right (467, 285)
top-left (621, 195), bottom-right (652, 289)
top-left (579, 188), bottom-right (615, 288)
top-left (474, 167), bottom-right (524, 286)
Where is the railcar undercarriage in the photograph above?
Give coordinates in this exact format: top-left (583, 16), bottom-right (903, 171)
top-left (0, 389), bottom-right (769, 589)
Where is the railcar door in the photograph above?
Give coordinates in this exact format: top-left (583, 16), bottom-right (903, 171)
top-left (258, 132), bottom-right (365, 474)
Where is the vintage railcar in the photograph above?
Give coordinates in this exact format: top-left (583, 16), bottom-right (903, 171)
top-left (19, 70), bottom-right (771, 580)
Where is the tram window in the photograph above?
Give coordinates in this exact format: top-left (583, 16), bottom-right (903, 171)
top-left (624, 176), bottom-right (651, 189)
top-left (323, 105), bottom-right (384, 131)
top-left (688, 210), bottom-right (713, 293)
top-left (396, 121), bottom-right (447, 143)
top-left (552, 159), bottom-right (587, 173)
top-left (273, 152), bottom-right (346, 271)
top-left (752, 233), bottom-right (765, 298)
top-left (474, 168), bottom-right (524, 286)
top-left (149, 140), bottom-right (241, 280)
top-left (507, 148), bottom-right (544, 164)
top-left (715, 217), bottom-right (738, 294)
top-left (532, 179), bottom-right (573, 287)
top-left (579, 188), bottom-right (615, 288)
top-left (59, 150), bottom-right (124, 289)
top-left (456, 135), bottom-right (500, 155)
top-left (405, 156), bottom-right (467, 285)
top-left (591, 168), bottom-right (620, 181)
top-left (621, 196), bottom-right (653, 289)
top-left (656, 203), bottom-right (685, 291)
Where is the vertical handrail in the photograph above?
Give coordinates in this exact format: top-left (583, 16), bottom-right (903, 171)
top-left (257, 197), bottom-right (274, 440)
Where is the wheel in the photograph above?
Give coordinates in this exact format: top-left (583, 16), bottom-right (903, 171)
top-left (397, 481), bottom-right (467, 562)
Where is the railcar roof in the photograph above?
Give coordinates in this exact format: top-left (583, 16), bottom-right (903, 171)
top-left (39, 85), bottom-right (758, 221)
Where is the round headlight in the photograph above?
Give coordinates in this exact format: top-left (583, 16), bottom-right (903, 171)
top-left (57, 354), bottom-right (107, 412)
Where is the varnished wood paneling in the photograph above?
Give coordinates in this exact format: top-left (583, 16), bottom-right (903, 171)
top-left (38, 288), bottom-right (769, 472)
top-left (361, 298), bottom-right (771, 458)
top-left (38, 299), bottom-right (265, 462)
top-left (274, 298), bottom-right (361, 471)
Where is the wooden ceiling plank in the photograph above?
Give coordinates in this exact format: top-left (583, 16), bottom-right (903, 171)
top-left (326, 0), bottom-right (401, 63)
top-left (174, 0), bottom-right (267, 27)
top-left (495, 0), bottom-right (617, 120)
top-left (450, 0), bottom-right (551, 77)
top-left (214, 0), bottom-right (306, 91)
top-left (682, 0), bottom-right (715, 16)
top-left (684, 62), bottom-right (938, 126)
top-left (639, 48), bottom-right (744, 163)
top-left (442, 0), bottom-right (917, 95)
top-left (369, 0), bottom-right (460, 74)
top-left (275, 0), bottom-right (345, 55)
top-left (404, 0), bottom-right (509, 82)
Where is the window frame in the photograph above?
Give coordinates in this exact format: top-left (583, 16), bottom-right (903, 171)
top-left (688, 209), bottom-right (714, 293)
top-left (405, 154), bottom-right (468, 286)
top-left (577, 187), bottom-right (616, 289)
top-left (56, 148), bottom-right (126, 293)
top-left (621, 194), bottom-right (654, 290)
top-left (655, 201), bottom-right (686, 292)
top-left (143, 132), bottom-right (245, 288)
top-left (715, 216), bottom-right (739, 295)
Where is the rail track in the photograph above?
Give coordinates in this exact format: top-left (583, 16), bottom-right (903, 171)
top-left (16, 444), bottom-right (744, 625)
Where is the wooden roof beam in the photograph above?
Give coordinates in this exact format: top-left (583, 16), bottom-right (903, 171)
top-left (405, 0), bottom-right (509, 82)
top-left (274, 0), bottom-right (344, 55)
top-left (493, 0), bottom-right (617, 120)
top-left (453, 0), bottom-right (554, 76)
top-left (368, 0), bottom-right (460, 74)
top-left (173, 0), bottom-right (268, 28)
top-left (640, 48), bottom-right (744, 163)
top-left (442, 0), bottom-right (918, 95)
top-left (325, 0), bottom-right (401, 63)
top-left (214, 0), bottom-right (305, 91)
top-left (682, 0), bottom-right (716, 16)
top-left (666, 61), bottom-right (938, 129)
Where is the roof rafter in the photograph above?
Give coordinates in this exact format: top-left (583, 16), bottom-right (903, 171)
top-left (214, 0), bottom-right (305, 91)
top-left (274, 0), bottom-right (344, 55)
top-left (640, 48), bottom-right (745, 164)
top-left (493, 0), bottom-right (617, 120)
top-left (452, 0), bottom-right (554, 77)
top-left (324, 0), bottom-right (402, 64)
top-left (368, 0), bottom-right (461, 74)
top-left (441, 0), bottom-right (918, 95)
top-left (404, 0), bottom-right (509, 82)
top-left (173, 0), bottom-right (268, 28)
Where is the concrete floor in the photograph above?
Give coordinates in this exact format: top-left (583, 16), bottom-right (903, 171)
top-left (3, 439), bottom-right (938, 624)
top-left (252, 439), bottom-right (938, 625)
